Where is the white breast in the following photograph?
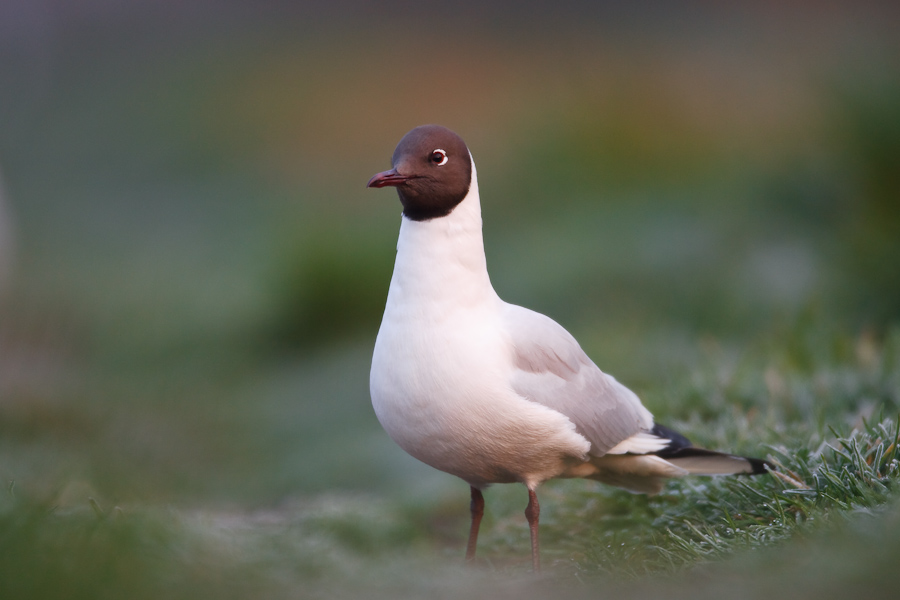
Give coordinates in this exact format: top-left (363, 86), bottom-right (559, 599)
top-left (369, 169), bottom-right (590, 488)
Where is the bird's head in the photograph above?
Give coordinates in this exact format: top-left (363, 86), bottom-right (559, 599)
top-left (367, 124), bottom-right (472, 221)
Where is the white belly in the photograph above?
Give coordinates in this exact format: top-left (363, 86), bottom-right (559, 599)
top-left (370, 305), bottom-right (590, 488)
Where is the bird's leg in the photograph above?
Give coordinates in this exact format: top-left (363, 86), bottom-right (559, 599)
top-left (525, 488), bottom-right (541, 572)
top-left (465, 486), bottom-right (484, 562)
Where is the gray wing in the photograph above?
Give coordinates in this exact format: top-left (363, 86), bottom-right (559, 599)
top-left (502, 303), bottom-right (654, 456)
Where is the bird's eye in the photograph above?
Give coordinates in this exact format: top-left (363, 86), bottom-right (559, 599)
top-left (430, 149), bottom-right (448, 166)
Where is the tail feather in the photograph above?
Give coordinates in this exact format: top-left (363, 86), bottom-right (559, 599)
top-left (661, 447), bottom-right (771, 475)
top-left (649, 423), bottom-right (771, 475)
top-left (581, 423), bottom-right (772, 494)
top-left (586, 454), bottom-right (688, 494)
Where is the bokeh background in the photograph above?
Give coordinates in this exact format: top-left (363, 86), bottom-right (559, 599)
top-left (1, 1), bottom-right (899, 598)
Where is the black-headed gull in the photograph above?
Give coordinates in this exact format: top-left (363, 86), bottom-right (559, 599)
top-left (367, 124), bottom-right (769, 571)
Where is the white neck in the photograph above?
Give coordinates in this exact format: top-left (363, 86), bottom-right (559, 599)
top-left (385, 162), bottom-right (498, 313)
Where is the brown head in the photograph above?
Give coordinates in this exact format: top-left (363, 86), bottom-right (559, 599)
top-left (367, 125), bottom-right (473, 221)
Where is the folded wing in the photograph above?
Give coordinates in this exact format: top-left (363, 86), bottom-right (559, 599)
top-left (502, 303), bottom-right (770, 493)
top-left (502, 303), bottom-right (654, 456)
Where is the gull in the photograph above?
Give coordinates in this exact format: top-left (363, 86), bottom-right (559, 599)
top-left (366, 124), bottom-right (769, 571)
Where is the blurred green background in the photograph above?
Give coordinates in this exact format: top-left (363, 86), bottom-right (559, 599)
top-left (1, 1), bottom-right (899, 598)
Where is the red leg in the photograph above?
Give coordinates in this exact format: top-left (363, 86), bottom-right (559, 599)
top-left (525, 488), bottom-right (540, 572)
top-left (465, 486), bottom-right (484, 562)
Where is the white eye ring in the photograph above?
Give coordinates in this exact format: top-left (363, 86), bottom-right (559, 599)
top-left (430, 149), bottom-right (448, 166)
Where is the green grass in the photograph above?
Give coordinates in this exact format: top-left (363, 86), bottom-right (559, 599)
top-left (2, 324), bottom-right (898, 599)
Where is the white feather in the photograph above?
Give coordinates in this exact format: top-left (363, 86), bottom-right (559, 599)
top-left (606, 431), bottom-right (671, 455)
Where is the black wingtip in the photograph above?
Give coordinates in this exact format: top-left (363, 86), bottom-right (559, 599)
top-left (745, 456), bottom-right (774, 475)
top-left (650, 423), bottom-right (693, 454)
top-left (651, 422), bottom-right (772, 476)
